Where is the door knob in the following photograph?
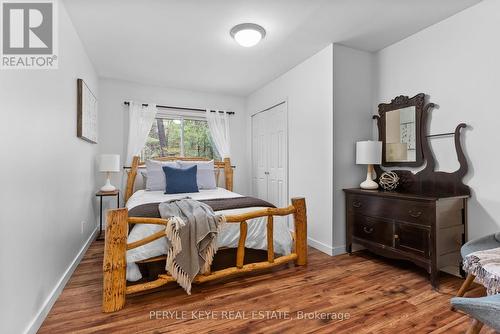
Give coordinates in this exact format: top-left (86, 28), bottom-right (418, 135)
top-left (264, 171), bottom-right (270, 175)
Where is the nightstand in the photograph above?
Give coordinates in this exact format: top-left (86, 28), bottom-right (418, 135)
top-left (96, 190), bottom-right (120, 240)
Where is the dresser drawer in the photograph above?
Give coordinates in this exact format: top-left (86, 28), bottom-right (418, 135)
top-left (348, 194), bottom-right (434, 225)
top-left (352, 215), bottom-right (394, 247)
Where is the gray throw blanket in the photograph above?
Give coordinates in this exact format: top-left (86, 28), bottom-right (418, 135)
top-left (159, 198), bottom-right (225, 294)
top-left (463, 247), bottom-right (500, 295)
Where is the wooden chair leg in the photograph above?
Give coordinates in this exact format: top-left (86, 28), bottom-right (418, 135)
top-left (466, 319), bottom-right (483, 334)
top-left (457, 273), bottom-right (475, 297)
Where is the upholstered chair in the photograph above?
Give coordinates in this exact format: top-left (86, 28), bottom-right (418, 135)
top-left (456, 233), bottom-right (500, 297)
top-left (451, 294), bottom-right (500, 334)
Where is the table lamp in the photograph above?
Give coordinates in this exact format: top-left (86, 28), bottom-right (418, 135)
top-left (99, 154), bottom-right (120, 191)
top-left (356, 141), bottom-right (382, 190)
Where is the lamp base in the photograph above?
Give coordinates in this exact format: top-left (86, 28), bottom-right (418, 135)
top-left (100, 177), bottom-right (116, 192)
top-left (360, 164), bottom-right (379, 190)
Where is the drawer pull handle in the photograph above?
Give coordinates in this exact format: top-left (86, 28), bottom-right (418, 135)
top-left (363, 226), bottom-right (374, 234)
top-left (409, 210), bottom-right (422, 218)
top-left (352, 201), bottom-right (362, 208)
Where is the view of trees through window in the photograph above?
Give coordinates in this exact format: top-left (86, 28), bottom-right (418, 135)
top-left (141, 118), bottom-right (220, 161)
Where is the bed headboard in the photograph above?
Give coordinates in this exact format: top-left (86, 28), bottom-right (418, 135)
top-left (124, 156), bottom-right (234, 202)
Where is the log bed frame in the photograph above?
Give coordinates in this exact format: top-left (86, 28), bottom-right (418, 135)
top-left (102, 156), bottom-right (307, 312)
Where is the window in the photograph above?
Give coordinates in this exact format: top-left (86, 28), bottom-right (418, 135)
top-left (141, 116), bottom-right (220, 161)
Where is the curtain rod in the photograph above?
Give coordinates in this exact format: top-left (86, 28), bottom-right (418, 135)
top-left (123, 101), bottom-right (235, 115)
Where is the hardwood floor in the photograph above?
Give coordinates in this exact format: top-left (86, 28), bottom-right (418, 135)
top-left (39, 241), bottom-right (495, 334)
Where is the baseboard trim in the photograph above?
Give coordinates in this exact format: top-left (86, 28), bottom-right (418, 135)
top-left (307, 237), bottom-right (334, 256)
top-left (333, 244), bottom-right (365, 256)
top-left (24, 227), bottom-right (98, 334)
top-left (332, 245), bottom-right (347, 256)
top-left (306, 242), bottom-right (362, 257)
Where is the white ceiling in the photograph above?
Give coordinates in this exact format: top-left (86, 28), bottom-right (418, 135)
top-left (64, 0), bottom-right (480, 96)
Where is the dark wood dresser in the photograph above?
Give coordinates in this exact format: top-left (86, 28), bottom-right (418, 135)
top-left (344, 188), bottom-right (468, 288)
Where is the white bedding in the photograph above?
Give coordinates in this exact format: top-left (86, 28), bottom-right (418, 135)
top-left (125, 188), bottom-right (293, 281)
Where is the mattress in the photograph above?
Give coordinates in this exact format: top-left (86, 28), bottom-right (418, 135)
top-left (125, 188), bottom-right (293, 281)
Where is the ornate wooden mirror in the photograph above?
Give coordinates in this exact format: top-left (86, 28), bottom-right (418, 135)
top-left (373, 93), bottom-right (470, 197)
top-left (375, 93), bottom-right (425, 167)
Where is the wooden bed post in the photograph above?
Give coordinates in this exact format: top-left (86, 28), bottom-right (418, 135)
top-left (267, 216), bottom-right (274, 263)
top-left (292, 197), bottom-right (307, 265)
top-left (236, 221), bottom-right (248, 269)
top-left (223, 157), bottom-right (233, 191)
top-left (102, 208), bottom-right (128, 313)
top-left (125, 156), bottom-right (139, 203)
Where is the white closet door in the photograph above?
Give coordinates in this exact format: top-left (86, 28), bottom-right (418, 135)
top-left (252, 111), bottom-right (268, 201)
top-left (266, 103), bottom-right (286, 208)
top-left (252, 102), bottom-right (287, 209)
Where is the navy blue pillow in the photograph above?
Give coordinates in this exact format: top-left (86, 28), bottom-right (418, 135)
top-left (162, 165), bottom-right (199, 194)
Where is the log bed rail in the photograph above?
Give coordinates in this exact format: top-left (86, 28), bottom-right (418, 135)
top-left (102, 156), bottom-right (307, 313)
top-left (102, 198), bottom-right (307, 312)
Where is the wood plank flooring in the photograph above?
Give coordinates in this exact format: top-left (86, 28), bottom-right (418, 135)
top-left (38, 241), bottom-right (495, 334)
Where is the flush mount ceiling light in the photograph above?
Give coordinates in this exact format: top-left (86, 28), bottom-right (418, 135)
top-left (230, 23), bottom-right (266, 47)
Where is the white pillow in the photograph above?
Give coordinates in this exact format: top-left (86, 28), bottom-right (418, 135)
top-left (177, 160), bottom-right (217, 189)
top-left (145, 160), bottom-right (179, 191)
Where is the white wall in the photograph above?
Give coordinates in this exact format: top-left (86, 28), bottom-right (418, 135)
top-left (332, 44), bottom-right (374, 254)
top-left (374, 0), bottom-right (500, 240)
top-left (246, 45), bottom-right (334, 254)
top-left (0, 1), bottom-right (99, 333)
top-left (98, 78), bottom-right (248, 200)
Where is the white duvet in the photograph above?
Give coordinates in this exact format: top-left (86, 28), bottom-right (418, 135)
top-left (126, 188), bottom-right (293, 281)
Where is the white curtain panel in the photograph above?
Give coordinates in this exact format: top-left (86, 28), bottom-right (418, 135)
top-left (206, 109), bottom-right (231, 158)
top-left (125, 102), bottom-right (157, 165)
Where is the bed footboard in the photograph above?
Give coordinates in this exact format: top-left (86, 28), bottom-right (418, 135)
top-left (102, 197), bottom-right (307, 313)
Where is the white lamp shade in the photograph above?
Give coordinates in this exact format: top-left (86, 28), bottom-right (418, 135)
top-left (356, 141), bottom-right (382, 165)
top-left (99, 154), bottom-right (120, 172)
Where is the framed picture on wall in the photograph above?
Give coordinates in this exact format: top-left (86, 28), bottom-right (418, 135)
top-left (77, 78), bottom-right (98, 144)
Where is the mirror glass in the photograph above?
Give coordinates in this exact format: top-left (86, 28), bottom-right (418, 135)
top-left (385, 106), bottom-right (416, 162)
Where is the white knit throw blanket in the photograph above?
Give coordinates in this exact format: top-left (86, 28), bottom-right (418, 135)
top-left (463, 246), bottom-right (500, 295)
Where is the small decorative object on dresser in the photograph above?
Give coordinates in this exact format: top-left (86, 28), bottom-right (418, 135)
top-left (99, 154), bottom-right (120, 191)
top-left (356, 140), bottom-right (382, 190)
top-left (345, 93), bottom-right (471, 289)
top-left (379, 171), bottom-right (400, 191)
